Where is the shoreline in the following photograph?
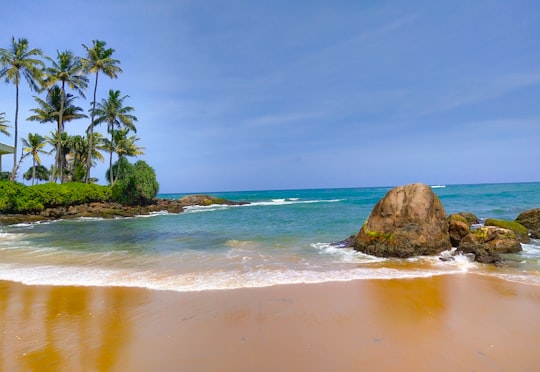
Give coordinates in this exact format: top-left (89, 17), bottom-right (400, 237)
top-left (2, 273), bottom-right (540, 371)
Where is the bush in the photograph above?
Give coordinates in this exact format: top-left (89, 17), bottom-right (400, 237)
top-left (111, 160), bottom-right (159, 206)
top-left (0, 181), bottom-right (112, 214)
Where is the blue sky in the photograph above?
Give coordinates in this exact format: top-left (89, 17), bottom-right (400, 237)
top-left (1, 0), bottom-right (539, 193)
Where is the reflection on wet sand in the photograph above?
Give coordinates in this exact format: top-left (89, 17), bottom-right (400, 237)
top-left (1, 275), bottom-right (540, 371)
top-left (0, 282), bottom-right (149, 371)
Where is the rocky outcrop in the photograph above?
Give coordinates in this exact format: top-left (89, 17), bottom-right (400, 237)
top-left (0, 195), bottom-right (247, 225)
top-left (458, 226), bottom-right (522, 264)
top-left (354, 183), bottom-right (451, 258)
top-left (484, 218), bottom-right (530, 243)
top-left (447, 214), bottom-right (470, 247)
top-left (515, 208), bottom-right (540, 239)
top-left (458, 211), bottom-right (479, 225)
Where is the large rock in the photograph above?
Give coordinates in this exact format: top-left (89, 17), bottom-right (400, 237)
top-left (515, 208), bottom-right (540, 239)
top-left (484, 218), bottom-right (530, 243)
top-left (354, 183), bottom-right (451, 257)
top-left (447, 214), bottom-right (470, 247)
top-left (458, 226), bottom-right (522, 264)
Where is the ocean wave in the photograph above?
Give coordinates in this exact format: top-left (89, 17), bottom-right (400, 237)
top-left (0, 257), bottom-right (513, 292)
top-left (183, 198), bottom-right (344, 214)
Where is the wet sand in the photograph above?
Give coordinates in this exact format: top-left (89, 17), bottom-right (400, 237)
top-left (1, 274), bottom-right (540, 371)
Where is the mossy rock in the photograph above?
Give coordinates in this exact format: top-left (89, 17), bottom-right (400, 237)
top-left (448, 214), bottom-right (468, 224)
top-left (515, 208), bottom-right (540, 239)
top-left (458, 211), bottom-right (479, 225)
top-left (484, 218), bottom-right (530, 243)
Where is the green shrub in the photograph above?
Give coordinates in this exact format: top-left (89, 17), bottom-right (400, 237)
top-left (111, 160), bottom-right (159, 206)
top-left (0, 181), bottom-right (112, 214)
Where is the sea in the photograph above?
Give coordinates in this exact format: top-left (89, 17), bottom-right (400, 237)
top-left (1, 182), bottom-right (539, 291)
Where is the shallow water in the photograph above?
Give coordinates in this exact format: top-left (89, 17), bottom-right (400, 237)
top-left (1, 182), bottom-right (539, 290)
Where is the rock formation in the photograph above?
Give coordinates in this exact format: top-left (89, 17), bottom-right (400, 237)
top-left (354, 183), bottom-right (451, 258)
top-left (447, 214), bottom-right (470, 247)
top-left (458, 226), bottom-right (522, 264)
top-left (515, 208), bottom-right (540, 239)
top-left (484, 218), bottom-right (530, 243)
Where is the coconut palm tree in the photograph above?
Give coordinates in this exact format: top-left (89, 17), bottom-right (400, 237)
top-left (0, 37), bottom-right (44, 180)
top-left (42, 50), bottom-right (88, 182)
top-left (21, 132), bottom-right (47, 185)
top-left (81, 40), bottom-right (122, 183)
top-left (92, 90), bottom-right (137, 184)
top-left (27, 85), bottom-right (87, 180)
top-left (27, 85), bottom-right (87, 124)
top-left (23, 165), bottom-right (49, 183)
top-left (0, 112), bottom-right (10, 137)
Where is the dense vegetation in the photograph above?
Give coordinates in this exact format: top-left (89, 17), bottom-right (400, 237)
top-left (0, 181), bottom-right (112, 213)
top-left (0, 37), bottom-right (160, 208)
top-left (0, 37), bottom-right (146, 186)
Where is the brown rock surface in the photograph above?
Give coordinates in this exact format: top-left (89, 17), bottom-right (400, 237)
top-left (458, 226), bottom-right (522, 263)
top-left (515, 208), bottom-right (540, 239)
top-left (354, 183), bottom-right (451, 257)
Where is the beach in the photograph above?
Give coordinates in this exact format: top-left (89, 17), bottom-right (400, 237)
top-left (2, 274), bottom-right (540, 371)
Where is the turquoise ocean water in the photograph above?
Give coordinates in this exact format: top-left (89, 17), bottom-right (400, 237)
top-left (1, 182), bottom-right (539, 291)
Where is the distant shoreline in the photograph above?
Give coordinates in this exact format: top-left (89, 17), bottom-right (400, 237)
top-left (0, 194), bottom-right (247, 226)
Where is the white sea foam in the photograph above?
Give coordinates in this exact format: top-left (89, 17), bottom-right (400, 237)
top-left (182, 198), bottom-right (344, 213)
top-left (0, 262), bottom-right (474, 292)
top-left (311, 242), bottom-right (385, 263)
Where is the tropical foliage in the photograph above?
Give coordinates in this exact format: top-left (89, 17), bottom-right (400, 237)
top-left (111, 160), bottom-right (159, 206)
top-left (0, 180), bottom-right (112, 213)
top-left (0, 112), bottom-right (10, 136)
top-left (0, 37), bottom-right (44, 180)
top-left (82, 40), bottom-right (122, 183)
top-left (0, 37), bottom-right (155, 203)
top-left (21, 132), bottom-right (47, 185)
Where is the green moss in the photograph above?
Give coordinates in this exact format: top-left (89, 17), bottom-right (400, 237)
top-left (448, 214), bottom-right (468, 224)
top-left (485, 218), bottom-right (528, 237)
top-left (473, 227), bottom-right (488, 239)
top-left (362, 223), bottom-right (394, 241)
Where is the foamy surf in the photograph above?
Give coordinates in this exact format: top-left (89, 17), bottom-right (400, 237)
top-left (0, 262), bottom-right (479, 292)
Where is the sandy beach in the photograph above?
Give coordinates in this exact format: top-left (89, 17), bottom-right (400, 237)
top-left (1, 274), bottom-right (540, 371)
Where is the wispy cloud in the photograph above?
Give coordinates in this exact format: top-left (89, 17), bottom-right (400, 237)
top-left (419, 70), bottom-right (540, 116)
top-left (242, 111), bottom-right (325, 128)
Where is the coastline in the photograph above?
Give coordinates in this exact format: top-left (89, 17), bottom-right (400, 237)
top-left (0, 194), bottom-right (246, 225)
top-left (2, 274), bottom-right (540, 371)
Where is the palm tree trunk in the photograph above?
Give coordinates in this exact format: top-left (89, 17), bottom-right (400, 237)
top-left (86, 71), bottom-right (99, 183)
top-left (32, 158), bottom-right (36, 186)
top-left (109, 122), bottom-right (114, 184)
top-left (10, 84), bottom-right (19, 181)
top-left (56, 83), bottom-right (66, 183)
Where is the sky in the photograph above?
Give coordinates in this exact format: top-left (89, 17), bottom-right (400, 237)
top-left (0, 0), bottom-right (539, 193)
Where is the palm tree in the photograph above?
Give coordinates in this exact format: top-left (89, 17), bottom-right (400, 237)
top-left (93, 90), bottom-right (137, 184)
top-left (0, 112), bottom-right (10, 137)
top-left (0, 37), bottom-right (44, 180)
top-left (42, 50), bottom-right (88, 182)
top-left (21, 132), bottom-right (47, 185)
top-left (81, 40), bottom-right (122, 183)
top-left (27, 85), bottom-right (87, 181)
top-left (28, 85), bottom-right (87, 124)
top-left (23, 165), bottom-right (49, 183)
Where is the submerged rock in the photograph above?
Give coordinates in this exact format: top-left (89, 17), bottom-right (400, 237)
top-left (458, 226), bottom-right (522, 264)
top-left (515, 208), bottom-right (540, 239)
top-left (354, 183), bottom-right (451, 258)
